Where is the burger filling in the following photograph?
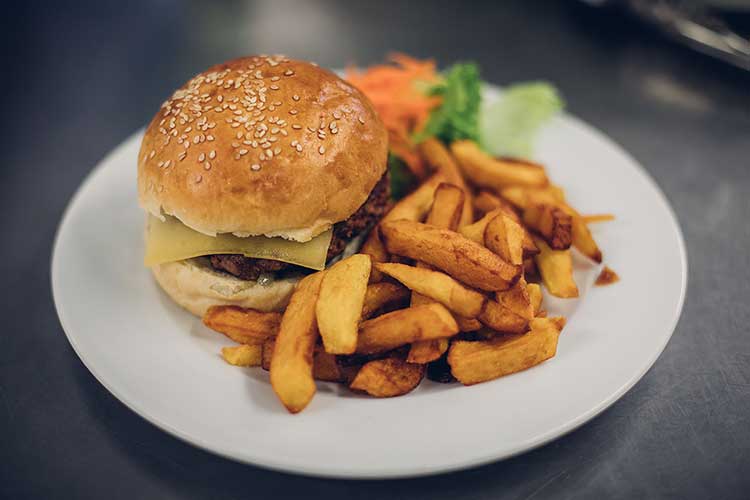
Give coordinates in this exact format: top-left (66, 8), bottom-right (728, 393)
top-left (209, 172), bottom-right (391, 280)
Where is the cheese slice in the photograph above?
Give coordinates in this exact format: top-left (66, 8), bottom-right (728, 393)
top-left (144, 215), bottom-right (333, 270)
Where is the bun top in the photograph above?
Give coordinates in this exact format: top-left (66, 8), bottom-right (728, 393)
top-left (138, 55), bottom-right (388, 241)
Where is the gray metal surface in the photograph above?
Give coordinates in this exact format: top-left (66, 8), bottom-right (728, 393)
top-left (1, 1), bottom-right (748, 498)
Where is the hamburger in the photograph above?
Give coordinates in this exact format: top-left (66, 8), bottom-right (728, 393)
top-left (138, 55), bottom-right (389, 317)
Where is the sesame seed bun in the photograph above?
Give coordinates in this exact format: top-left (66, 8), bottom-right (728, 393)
top-left (152, 258), bottom-right (298, 317)
top-left (138, 55), bottom-right (388, 241)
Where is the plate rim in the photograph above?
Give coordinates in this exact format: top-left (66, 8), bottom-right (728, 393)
top-left (51, 108), bottom-right (688, 480)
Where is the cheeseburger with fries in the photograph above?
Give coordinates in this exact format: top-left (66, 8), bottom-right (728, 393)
top-left (138, 55), bottom-right (389, 316)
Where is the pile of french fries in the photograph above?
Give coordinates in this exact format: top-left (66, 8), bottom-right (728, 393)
top-left (203, 137), bottom-right (615, 413)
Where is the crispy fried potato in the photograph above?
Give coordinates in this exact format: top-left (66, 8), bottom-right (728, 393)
top-left (569, 214), bottom-right (603, 263)
top-left (407, 183), bottom-right (468, 361)
top-left (316, 254), bottom-right (371, 354)
top-left (375, 263), bottom-right (486, 317)
top-left (418, 138), bottom-right (474, 226)
top-left (350, 358), bottom-right (425, 397)
top-left (448, 317), bottom-right (565, 385)
top-left (451, 140), bottom-right (548, 189)
top-left (270, 272), bottom-right (325, 413)
top-left (385, 172), bottom-right (448, 223)
top-left (478, 299), bottom-right (529, 334)
top-left (473, 190), bottom-right (503, 216)
top-left (381, 220), bottom-right (521, 291)
top-left (456, 316), bottom-right (483, 332)
top-left (459, 208), bottom-right (505, 244)
top-left (203, 306), bottom-right (280, 344)
top-left (496, 277), bottom-right (534, 320)
top-left (407, 338), bottom-right (449, 364)
top-left (362, 173), bottom-right (449, 281)
top-left (523, 204), bottom-right (573, 250)
top-left (221, 344), bottom-right (263, 367)
top-left (533, 236), bottom-right (579, 298)
top-left (582, 213), bottom-right (615, 224)
top-left (526, 282), bottom-right (543, 315)
top-left (485, 214), bottom-right (525, 265)
top-left (357, 303), bottom-right (459, 354)
top-left (595, 266), bottom-right (620, 286)
top-left (426, 183), bottom-right (465, 230)
top-left (361, 282), bottom-right (410, 319)
top-left (263, 338), bottom-right (347, 382)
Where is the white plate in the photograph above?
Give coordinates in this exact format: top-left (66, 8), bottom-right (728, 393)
top-left (52, 85), bottom-right (687, 479)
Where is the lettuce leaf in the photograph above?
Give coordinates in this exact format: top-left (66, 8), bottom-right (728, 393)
top-left (414, 62), bottom-right (481, 144)
top-left (480, 81), bottom-right (563, 159)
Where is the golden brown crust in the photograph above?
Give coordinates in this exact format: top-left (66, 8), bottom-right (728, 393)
top-left (138, 56), bottom-right (388, 241)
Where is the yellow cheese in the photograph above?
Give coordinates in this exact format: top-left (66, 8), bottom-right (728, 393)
top-left (144, 215), bottom-right (333, 270)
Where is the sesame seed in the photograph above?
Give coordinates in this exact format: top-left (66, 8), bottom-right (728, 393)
top-left (185, 126), bottom-right (192, 132)
top-left (292, 94), bottom-right (300, 101)
top-left (157, 161), bottom-right (164, 167)
top-left (291, 140), bottom-right (298, 147)
top-left (239, 149), bottom-right (248, 155)
top-left (204, 161), bottom-right (211, 170)
top-left (318, 146), bottom-right (325, 154)
top-left (333, 111), bottom-right (342, 119)
top-left (251, 164), bottom-right (261, 171)
top-left (266, 149), bottom-right (274, 158)
top-left (358, 116), bottom-right (365, 124)
top-left (259, 153), bottom-right (266, 161)
top-left (217, 95), bottom-right (223, 102)
top-left (149, 150), bottom-right (156, 158)
top-left (234, 154), bottom-right (241, 160)
top-left (178, 152), bottom-right (187, 161)
top-left (198, 153), bottom-right (206, 162)
top-left (289, 109), bottom-right (298, 115)
top-left (195, 174), bottom-right (203, 183)
top-left (271, 127), bottom-right (280, 134)
top-left (307, 126), bottom-right (316, 132)
top-left (271, 76), bottom-right (280, 81)
top-left (209, 150), bottom-right (216, 159)
top-left (274, 147), bottom-right (281, 155)
top-left (285, 70), bottom-right (294, 76)
top-left (296, 144), bottom-right (303, 152)
top-left (292, 124), bottom-right (302, 129)
top-left (231, 122), bottom-right (241, 128)
top-left (280, 130), bottom-right (288, 136)
top-left (207, 135), bottom-right (215, 141)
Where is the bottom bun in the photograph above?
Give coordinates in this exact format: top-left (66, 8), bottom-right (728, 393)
top-left (151, 258), bottom-right (299, 317)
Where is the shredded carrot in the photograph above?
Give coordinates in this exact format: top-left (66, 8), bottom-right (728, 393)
top-left (346, 54), bottom-right (442, 178)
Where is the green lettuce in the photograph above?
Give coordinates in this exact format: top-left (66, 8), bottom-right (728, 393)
top-left (480, 81), bottom-right (563, 159)
top-left (387, 153), bottom-right (417, 200)
top-left (414, 62), bottom-right (481, 144)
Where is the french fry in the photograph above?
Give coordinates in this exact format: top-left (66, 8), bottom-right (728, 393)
top-left (485, 214), bottom-right (525, 265)
top-left (385, 172), bottom-right (447, 223)
top-left (582, 213), bottom-right (615, 224)
top-left (375, 263), bottom-right (486, 318)
top-left (456, 316), bottom-right (483, 332)
top-left (407, 338), bottom-right (449, 364)
top-left (221, 344), bottom-right (263, 367)
top-left (426, 183), bottom-right (465, 230)
top-left (316, 254), bottom-right (371, 354)
top-left (408, 183), bottom-right (466, 361)
top-left (357, 303), bottom-right (459, 355)
top-left (448, 317), bottom-right (565, 385)
top-left (270, 272), bottom-right (325, 414)
top-left (361, 282), bottom-right (410, 319)
top-left (533, 236), bottom-right (579, 298)
top-left (595, 266), bottom-right (620, 286)
top-left (418, 138), bottom-right (474, 226)
top-left (350, 358), bottom-right (425, 397)
top-left (381, 220), bottom-right (521, 291)
top-left (362, 173), bottom-right (449, 281)
top-left (473, 190), bottom-right (503, 216)
top-left (203, 306), bottom-right (280, 344)
top-left (496, 277), bottom-right (534, 320)
top-left (526, 282), bottom-right (543, 315)
top-left (459, 208), bottom-right (505, 244)
top-left (523, 204), bottom-right (573, 250)
top-left (569, 214), bottom-right (603, 263)
top-left (263, 338), bottom-right (348, 382)
top-left (478, 299), bottom-right (529, 334)
top-left (451, 140), bottom-right (548, 189)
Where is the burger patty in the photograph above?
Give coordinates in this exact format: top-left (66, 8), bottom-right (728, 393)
top-left (209, 172), bottom-right (391, 280)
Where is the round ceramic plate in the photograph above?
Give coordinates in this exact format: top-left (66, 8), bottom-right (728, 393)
top-left (52, 85), bottom-right (687, 479)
